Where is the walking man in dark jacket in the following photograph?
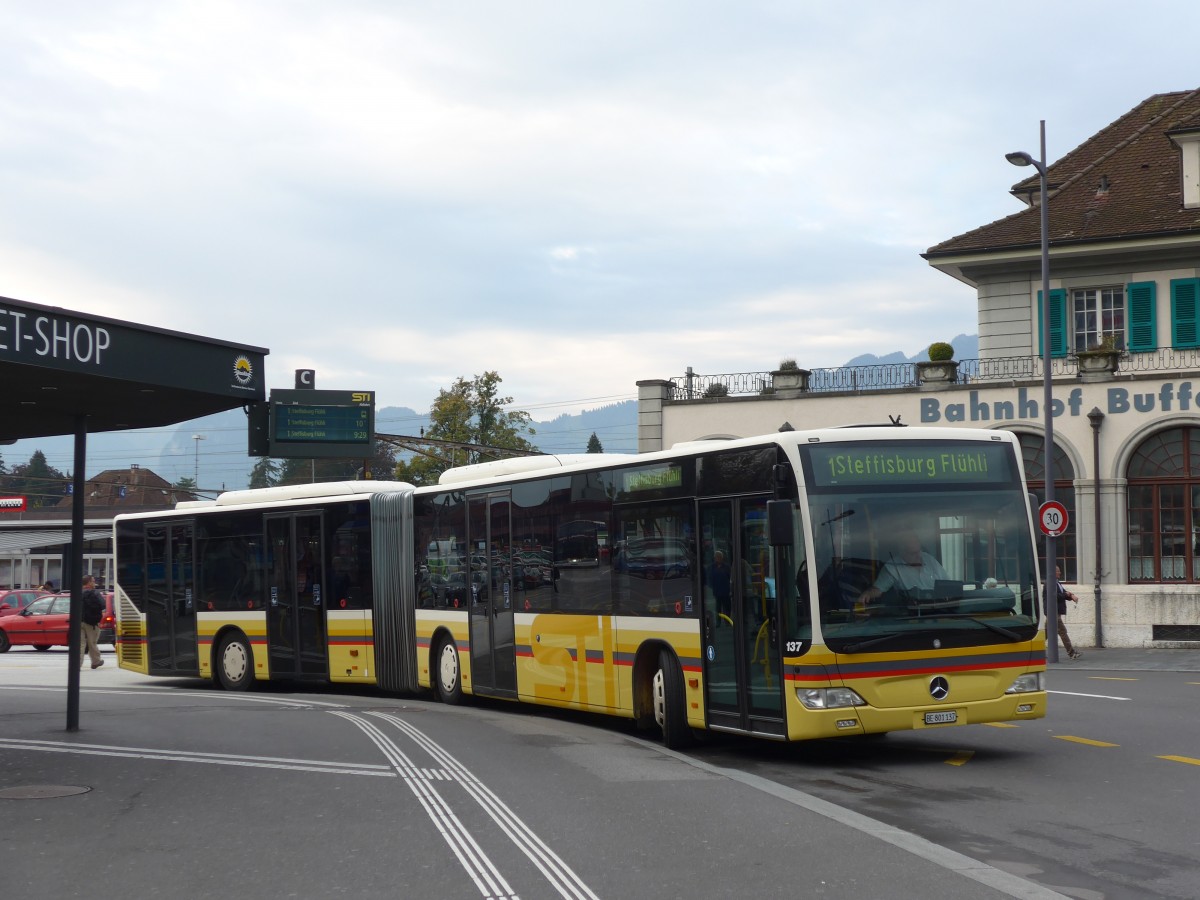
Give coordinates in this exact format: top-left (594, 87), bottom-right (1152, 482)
top-left (80, 575), bottom-right (105, 669)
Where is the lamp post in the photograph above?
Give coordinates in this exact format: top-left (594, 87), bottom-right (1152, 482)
top-left (1088, 406), bottom-right (1105, 648)
top-left (1007, 120), bottom-right (1058, 663)
top-left (192, 433), bottom-right (206, 487)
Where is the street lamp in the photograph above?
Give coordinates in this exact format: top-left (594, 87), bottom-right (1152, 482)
top-left (1007, 120), bottom-right (1059, 663)
top-left (192, 433), bottom-right (206, 487)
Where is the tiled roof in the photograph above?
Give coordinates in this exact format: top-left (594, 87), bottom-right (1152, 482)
top-left (925, 89), bottom-right (1200, 257)
top-left (50, 466), bottom-right (193, 510)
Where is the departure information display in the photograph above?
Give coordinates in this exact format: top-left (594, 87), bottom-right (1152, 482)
top-left (268, 389), bottom-right (375, 458)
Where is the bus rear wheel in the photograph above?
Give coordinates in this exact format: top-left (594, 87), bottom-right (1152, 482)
top-left (436, 637), bottom-right (464, 705)
top-left (653, 649), bottom-right (695, 750)
top-left (216, 633), bottom-right (254, 691)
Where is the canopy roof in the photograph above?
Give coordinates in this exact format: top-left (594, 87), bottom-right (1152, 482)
top-left (1, 295), bottom-right (268, 441)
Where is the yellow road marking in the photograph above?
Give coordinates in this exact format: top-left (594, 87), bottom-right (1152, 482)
top-left (1054, 735), bottom-right (1118, 747)
top-left (1187, 682), bottom-right (1200, 686)
top-left (983, 722), bottom-right (1019, 728)
top-left (945, 751), bottom-right (974, 766)
top-left (1089, 676), bottom-right (1137, 681)
top-left (1158, 755), bottom-right (1200, 766)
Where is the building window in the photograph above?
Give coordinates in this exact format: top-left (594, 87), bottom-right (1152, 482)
top-left (1073, 287), bottom-right (1125, 351)
top-left (1017, 432), bottom-right (1076, 581)
top-left (1127, 427), bottom-right (1200, 583)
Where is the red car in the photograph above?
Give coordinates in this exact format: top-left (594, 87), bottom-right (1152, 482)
top-left (0, 592), bottom-right (115, 653)
top-left (0, 589), bottom-right (48, 616)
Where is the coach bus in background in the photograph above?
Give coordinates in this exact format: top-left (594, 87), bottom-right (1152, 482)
top-left (113, 426), bottom-right (1046, 748)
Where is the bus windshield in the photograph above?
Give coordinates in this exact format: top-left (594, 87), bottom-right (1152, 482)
top-left (800, 439), bottom-right (1040, 652)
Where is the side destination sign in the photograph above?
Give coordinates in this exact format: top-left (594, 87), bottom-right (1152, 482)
top-left (806, 441), bottom-right (1016, 488)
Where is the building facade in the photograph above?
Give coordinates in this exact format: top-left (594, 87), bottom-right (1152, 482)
top-left (0, 464), bottom-right (192, 590)
top-left (638, 88), bottom-right (1200, 649)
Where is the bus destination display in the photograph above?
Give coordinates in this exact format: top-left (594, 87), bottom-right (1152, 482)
top-left (806, 440), bottom-right (1016, 488)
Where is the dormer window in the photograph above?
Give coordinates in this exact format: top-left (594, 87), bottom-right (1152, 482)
top-left (1169, 128), bottom-right (1200, 209)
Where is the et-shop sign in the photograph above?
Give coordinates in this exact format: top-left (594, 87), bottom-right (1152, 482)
top-left (0, 496), bottom-right (27, 512)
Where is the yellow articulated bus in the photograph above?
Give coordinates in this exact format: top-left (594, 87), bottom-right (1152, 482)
top-left (114, 427), bottom-right (1047, 748)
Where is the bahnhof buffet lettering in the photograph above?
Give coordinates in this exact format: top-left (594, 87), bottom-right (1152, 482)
top-left (920, 383), bottom-right (1200, 424)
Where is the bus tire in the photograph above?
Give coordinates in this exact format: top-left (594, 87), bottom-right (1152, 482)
top-left (215, 632), bottom-right (254, 692)
top-left (435, 637), bottom-right (464, 705)
top-left (654, 649), bottom-right (695, 749)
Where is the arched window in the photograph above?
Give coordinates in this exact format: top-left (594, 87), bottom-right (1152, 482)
top-left (1017, 433), bottom-right (1076, 581)
top-left (1127, 427), bottom-right (1200, 583)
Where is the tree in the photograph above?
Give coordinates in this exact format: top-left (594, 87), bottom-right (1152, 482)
top-left (273, 442), bottom-right (397, 487)
top-left (4, 450), bottom-right (69, 508)
top-left (249, 457), bottom-right (282, 489)
top-left (173, 475), bottom-right (199, 498)
top-left (395, 371), bottom-right (536, 486)
top-left (586, 432), bottom-right (604, 453)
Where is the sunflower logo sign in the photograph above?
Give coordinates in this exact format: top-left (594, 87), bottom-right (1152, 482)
top-left (233, 355), bottom-right (254, 387)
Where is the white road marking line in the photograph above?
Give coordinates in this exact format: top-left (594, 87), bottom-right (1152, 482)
top-left (332, 711), bottom-right (519, 900)
top-left (1047, 690), bottom-right (1131, 701)
top-left (370, 711), bottom-right (600, 900)
top-left (0, 738), bottom-right (393, 776)
top-left (0, 684), bottom-right (349, 707)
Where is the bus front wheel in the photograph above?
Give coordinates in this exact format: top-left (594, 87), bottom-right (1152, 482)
top-left (216, 633), bottom-right (254, 691)
top-left (653, 649), bottom-right (695, 749)
top-left (436, 637), bottom-right (464, 705)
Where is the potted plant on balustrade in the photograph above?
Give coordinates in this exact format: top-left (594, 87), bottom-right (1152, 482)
top-left (771, 358), bottom-right (811, 393)
top-left (915, 341), bottom-right (959, 385)
top-left (1075, 333), bottom-right (1122, 378)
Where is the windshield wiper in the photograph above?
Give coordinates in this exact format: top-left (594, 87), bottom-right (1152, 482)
top-left (840, 629), bottom-right (937, 653)
top-left (928, 613), bottom-right (1023, 642)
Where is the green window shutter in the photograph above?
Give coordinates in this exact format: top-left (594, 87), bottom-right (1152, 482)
top-left (1127, 281), bottom-right (1157, 351)
top-left (1171, 278), bottom-right (1200, 348)
top-left (1037, 289), bottom-right (1068, 358)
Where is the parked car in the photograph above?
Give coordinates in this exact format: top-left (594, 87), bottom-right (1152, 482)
top-left (0, 588), bottom-right (48, 616)
top-left (0, 591), bottom-right (115, 652)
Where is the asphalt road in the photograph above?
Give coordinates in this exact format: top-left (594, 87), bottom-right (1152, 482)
top-left (686, 655), bottom-right (1200, 900)
top-left (3, 646), bottom-right (1195, 899)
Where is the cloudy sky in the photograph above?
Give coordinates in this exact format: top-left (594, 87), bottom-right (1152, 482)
top-left (4, 1), bottom-right (1199, 429)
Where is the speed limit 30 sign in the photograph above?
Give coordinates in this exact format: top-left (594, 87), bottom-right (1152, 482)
top-left (1038, 500), bottom-right (1069, 537)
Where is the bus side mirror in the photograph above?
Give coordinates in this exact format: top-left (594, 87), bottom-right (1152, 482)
top-left (767, 500), bottom-right (793, 547)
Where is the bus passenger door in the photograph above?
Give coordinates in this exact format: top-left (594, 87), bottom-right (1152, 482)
top-left (266, 512), bottom-right (328, 678)
top-left (700, 498), bottom-right (784, 737)
top-left (144, 522), bottom-right (198, 675)
top-left (468, 491), bottom-right (517, 698)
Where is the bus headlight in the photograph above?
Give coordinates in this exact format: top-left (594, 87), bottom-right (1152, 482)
top-left (1005, 672), bottom-right (1044, 694)
top-left (798, 687), bottom-right (867, 710)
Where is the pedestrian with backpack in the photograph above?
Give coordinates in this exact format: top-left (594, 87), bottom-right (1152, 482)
top-left (80, 575), bottom-right (105, 669)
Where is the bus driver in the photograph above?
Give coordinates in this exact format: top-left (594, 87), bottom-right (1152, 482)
top-left (859, 530), bottom-right (949, 603)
